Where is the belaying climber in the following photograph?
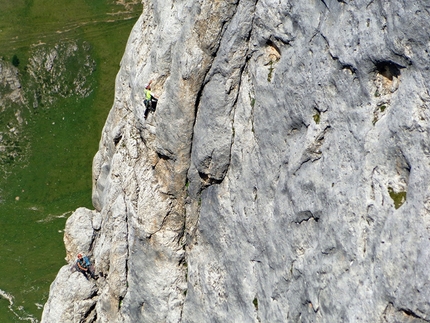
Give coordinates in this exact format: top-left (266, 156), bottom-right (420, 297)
top-left (75, 253), bottom-right (97, 280)
top-left (144, 79), bottom-right (158, 119)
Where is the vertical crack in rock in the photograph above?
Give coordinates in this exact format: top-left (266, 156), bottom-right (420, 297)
top-left (82, 301), bottom-right (97, 323)
top-left (319, 0), bottom-right (329, 11)
top-left (191, 0), bottom-right (258, 186)
top-left (228, 1), bottom-right (259, 161)
top-left (185, 0), bottom-right (259, 246)
top-left (120, 192), bottom-right (129, 318)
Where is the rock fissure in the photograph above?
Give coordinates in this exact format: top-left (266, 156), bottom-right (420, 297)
top-left (82, 302), bottom-right (97, 322)
top-left (123, 193), bottom-right (130, 313)
top-left (319, 0), bottom-right (329, 11)
top-left (398, 308), bottom-right (429, 322)
top-left (383, 303), bottom-right (430, 323)
top-left (294, 211), bottom-right (320, 224)
top-left (147, 210), bottom-right (172, 238)
top-left (366, 0), bottom-right (375, 9)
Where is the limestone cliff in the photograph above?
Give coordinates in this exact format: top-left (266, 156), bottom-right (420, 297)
top-left (42, 0), bottom-right (430, 322)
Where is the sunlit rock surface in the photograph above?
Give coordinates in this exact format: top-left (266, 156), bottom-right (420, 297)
top-left (42, 0), bottom-right (430, 322)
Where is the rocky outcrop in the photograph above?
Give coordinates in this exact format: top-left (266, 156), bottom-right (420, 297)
top-left (42, 0), bottom-right (430, 322)
top-left (27, 41), bottom-right (96, 108)
top-left (0, 60), bottom-right (26, 182)
top-left (0, 60), bottom-right (23, 108)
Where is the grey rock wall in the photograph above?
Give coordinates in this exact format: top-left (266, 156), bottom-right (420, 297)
top-left (42, 0), bottom-right (430, 322)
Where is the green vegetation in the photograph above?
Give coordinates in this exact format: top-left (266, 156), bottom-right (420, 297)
top-left (373, 104), bottom-right (388, 125)
top-left (249, 93), bottom-right (256, 108)
top-left (253, 297), bottom-right (259, 310)
top-left (267, 60), bottom-right (274, 82)
top-left (388, 187), bottom-right (407, 209)
top-left (0, 0), bottom-right (141, 321)
top-left (183, 261), bottom-right (188, 280)
top-left (11, 54), bottom-right (20, 67)
top-left (313, 110), bottom-right (321, 124)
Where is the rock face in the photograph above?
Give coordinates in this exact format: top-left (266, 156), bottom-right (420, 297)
top-left (42, 0), bottom-right (430, 322)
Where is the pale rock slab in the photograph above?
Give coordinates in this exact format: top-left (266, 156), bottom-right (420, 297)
top-left (41, 266), bottom-right (97, 323)
top-left (63, 207), bottom-right (96, 263)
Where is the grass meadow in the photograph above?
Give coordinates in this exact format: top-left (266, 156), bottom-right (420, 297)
top-left (0, 0), bottom-right (141, 321)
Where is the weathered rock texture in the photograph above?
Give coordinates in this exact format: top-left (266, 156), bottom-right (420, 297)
top-left (42, 0), bottom-right (430, 322)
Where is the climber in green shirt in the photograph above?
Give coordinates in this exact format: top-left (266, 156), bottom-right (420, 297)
top-left (144, 80), bottom-right (158, 119)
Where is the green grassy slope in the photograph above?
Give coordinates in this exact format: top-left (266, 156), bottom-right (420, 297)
top-left (0, 0), bottom-right (141, 321)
